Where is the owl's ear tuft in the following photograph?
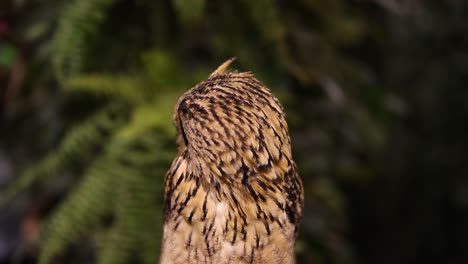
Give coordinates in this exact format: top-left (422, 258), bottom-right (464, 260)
top-left (210, 57), bottom-right (236, 77)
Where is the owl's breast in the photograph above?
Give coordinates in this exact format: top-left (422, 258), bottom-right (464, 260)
top-left (160, 178), bottom-right (297, 264)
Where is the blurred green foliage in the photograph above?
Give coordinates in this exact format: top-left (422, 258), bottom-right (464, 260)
top-left (1, 0), bottom-right (467, 264)
top-left (1, 0), bottom-right (389, 263)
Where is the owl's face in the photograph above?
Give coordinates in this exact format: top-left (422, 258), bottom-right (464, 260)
top-left (173, 72), bottom-right (292, 179)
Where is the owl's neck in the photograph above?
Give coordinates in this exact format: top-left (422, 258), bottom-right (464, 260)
top-left (161, 156), bottom-right (297, 264)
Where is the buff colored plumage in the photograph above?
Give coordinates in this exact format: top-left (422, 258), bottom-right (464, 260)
top-left (160, 59), bottom-right (304, 264)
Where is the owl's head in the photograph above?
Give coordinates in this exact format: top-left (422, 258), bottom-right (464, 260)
top-left (173, 59), bottom-right (292, 179)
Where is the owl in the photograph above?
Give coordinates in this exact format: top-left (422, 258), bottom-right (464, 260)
top-left (160, 58), bottom-right (303, 264)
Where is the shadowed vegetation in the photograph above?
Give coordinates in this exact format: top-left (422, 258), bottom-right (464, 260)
top-left (0, 0), bottom-right (467, 264)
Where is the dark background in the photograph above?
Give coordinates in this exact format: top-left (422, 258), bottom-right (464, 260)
top-left (1, 0), bottom-right (467, 263)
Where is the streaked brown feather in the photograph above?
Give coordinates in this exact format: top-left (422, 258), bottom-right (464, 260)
top-left (161, 59), bottom-right (304, 264)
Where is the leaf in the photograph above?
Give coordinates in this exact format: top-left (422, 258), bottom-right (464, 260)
top-left (52, 0), bottom-right (117, 81)
top-left (39, 155), bottom-right (117, 264)
top-left (0, 103), bottom-right (130, 207)
top-left (66, 75), bottom-right (147, 103)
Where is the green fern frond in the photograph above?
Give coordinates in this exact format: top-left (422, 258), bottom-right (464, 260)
top-left (65, 50), bottom-right (195, 105)
top-left (98, 161), bottom-right (159, 264)
top-left (30, 49), bottom-right (200, 263)
top-left (52, 0), bottom-right (117, 82)
top-left (118, 99), bottom-right (177, 141)
top-left (39, 126), bottom-right (175, 264)
top-left (39, 154), bottom-right (117, 264)
top-left (35, 101), bottom-right (176, 263)
top-left (101, 129), bottom-right (172, 264)
top-left (66, 75), bottom-right (148, 103)
top-left (141, 51), bottom-right (188, 91)
top-left (0, 103), bottom-right (130, 207)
